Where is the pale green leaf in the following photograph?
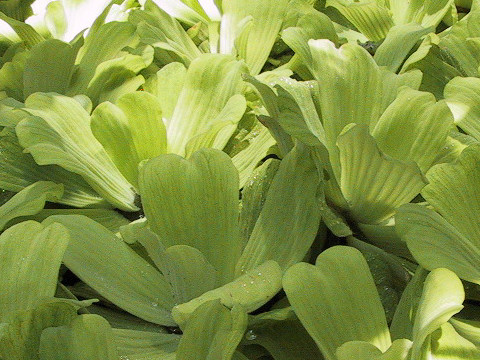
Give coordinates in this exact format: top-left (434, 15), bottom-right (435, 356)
top-left (372, 87), bottom-right (453, 174)
top-left (337, 124), bottom-right (427, 224)
top-left (184, 94), bottom-right (247, 157)
top-left (0, 128), bottom-right (105, 208)
top-left (0, 181), bottom-right (63, 231)
top-left (246, 308), bottom-right (323, 360)
top-left (166, 54), bottom-right (247, 156)
top-left (390, 268), bottom-right (429, 342)
top-left (176, 301), bottom-right (248, 360)
top-left (84, 48), bottom-right (152, 106)
top-left (283, 246), bottom-right (391, 360)
top-left (91, 91), bottom-right (167, 188)
top-left (114, 328), bottom-right (180, 357)
top-left (130, 1), bottom-right (202, 66)
top-left (69, 21), bottom-right (137, 96)
top-left (290, 39), bottom-right (419, 176)
top-left (326, 0), bottom-right (394, 41)
top-left (143, 62), bottom-right (187, 120)
top-left (12, 208), bottom-right (130, 233)
top-left (422, 144), bottom-right (480, 244)
top-left (0, 221), bottom-right (69, 323)
top-left (239, 159), bottom-right (281, 246)
top-left (139, 148), bottom-right (241, 284)
top-left (16, 93), bottom-right (137, 211)
top-left (23, 38), bottom-right (78, 98)
top-left (357, 222), bottom-right (412, 259)
top-left (0, 11), bottom-right (44, 47)
top-left (231, 123), bottom-right (276, 188)
top-left (336, 339), bottom-right (412, 360)
top-left (145, 0), bottom-right (207, 26)
top-left (0, 301), bottom-right (78, 360)
top-left (428, 322), bottom-right (480, 359)
top-left (450, 318), bottom-right (480, 348)
top-left (39, 314), bottom-right (118, 360)
top-left (172, 261), bottom-right (282, 327)
top-left (389, 0), bottom-right (455, 28)
top-left (236, 145), bottom-right (321, 273)
top-left (42, 215), bottom-right (176, 326)
top-left (444, 76), bottom-right (480, 141)
top-left (396, 204), bottom-right (480, 285)
top-left (401, 12), bottom-right (480, 97)
top-left (156, 245), bottom-right (218, 304)
top-left (0, 49), bottom-right (27, 101)
top-left (221, 0), bottom-right (289, 75)
top-left (412, 268), bottom-right (465, 359)
top-left (374, 23), bottom-right (433, 72)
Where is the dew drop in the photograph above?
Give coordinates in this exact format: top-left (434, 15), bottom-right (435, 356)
top-left (245, 330), bottom-right (257, 341)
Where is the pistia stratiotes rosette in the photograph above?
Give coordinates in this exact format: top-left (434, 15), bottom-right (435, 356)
top-left (248, 37), bottom-right (454, 251)
top-left (396, 144), bottom-right (480, 286)
top-left (45, 146), bottom-right (322, 357)
top-left (2, 0), bottom-right (480, 359)
top-left (283, 246), bottom-right (480, 360)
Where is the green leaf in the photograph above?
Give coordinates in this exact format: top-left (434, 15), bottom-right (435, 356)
top-left (0, 11), bottom-right (44, 47)
top-left (172, 261), bottom-right (282, 327)
top-left (0, 181), bottom-right (63, 231)
top-left (412, 268), bottom-right (465, 359)
top-left (325, 0), bottom-right (394, 41)
top-left (16, 93), bottom-right (137, 211)
top-left (289, 39), bottom-right (421, 176)
top-left (221, 0), bottom-right (289, 75)
top-left (422, 144), bottom-right (480, 243)
top-left (389, 0), bottom-right (455, 28)
top-left (0, 0), bottom-right (34, 21)
top-left (69, 21), bottom-right (137, 96)
top-left (390, 267), bottom-right (429, 342)
top-left (14, 208), bottom-right (130, 233)
top-left (337, 124), bottom-right (427, 224)
top-left (114, 328), bottom-right (180, 357)
top-left (0, 48), bottom-right (28, 101)
top-left (246, 308), bottom-right (324, 360)
top-left (336, 339), bottom-right (412, 360)
top-left (130, 1), bottom-right (202, 66)
top-left (83, 48), bottom-right (152, 106)
top-left (374, 23), bottom-right (433, 72)
top-left (444, 76), bottom-right (480, 141)
top-left (184, 94), bottom-right (247, 157)
top-left (428, 322), bottom-right (480, 359)
top-left (176, 300), bottom-right (248, 360)
top-left (139, 148), bottom-right (241, 284)
top-left (236, 145), bottom-right (321, 273)
top-left (166, 54), bottom-right (247, 156)
top-left (450, 318), bottom-right (480, 348)
top-left (42, 215), bottom-right (176, 326)
top-left (91, 91), bottom-right (167, 188)
top-left (231, 122), bottom-right (276, 188)
top-left (0, 301), bottom-right (78, 360)
top-left (0, 221), bottom-right (69, 323)
top-left (0, 128), bottom-right (105, 208)
top-left (39, 314), bottom-right (118, 360)
top-left (372, 87), bottom-right (453, 174)
top-left (396, 204), bottom-right (480, 285)
top-left (239, 158), bottom-right (281, 246)
top-left (283, 246), bottom-right (391, 360)
top-left (23, 39), bottom-right (79, 98)
top-left (401, 11), bottom-right (480, 97)
top-left (156, 245), bottom-right (218, 304)
top-left (145, 0), bottom-right (207, 26)
top-left (143, 62), bottom-right (187, 120)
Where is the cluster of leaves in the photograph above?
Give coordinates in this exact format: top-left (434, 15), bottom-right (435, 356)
top-left (0, 0), bottom-right (480, 359)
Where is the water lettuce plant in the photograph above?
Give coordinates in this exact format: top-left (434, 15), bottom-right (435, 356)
top-left (0, 0), bottom-right (480, 359)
